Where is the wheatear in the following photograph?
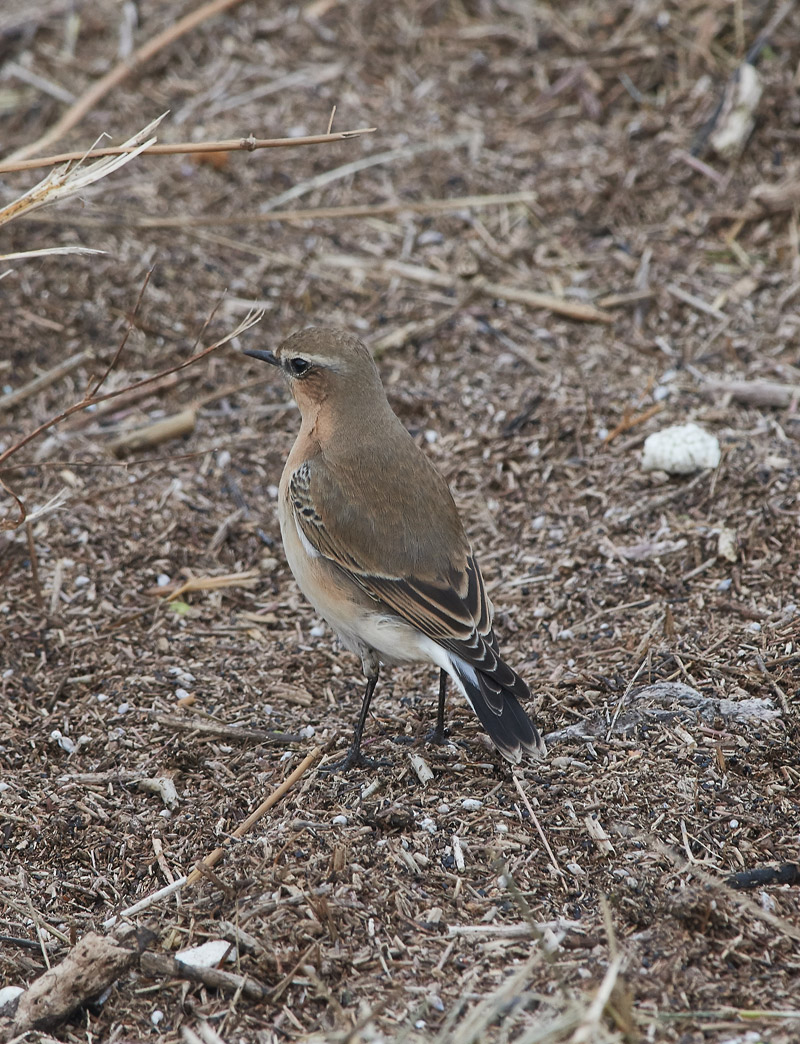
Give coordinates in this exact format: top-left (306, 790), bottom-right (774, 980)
top-left (244, 328), bottom-right (545, 771)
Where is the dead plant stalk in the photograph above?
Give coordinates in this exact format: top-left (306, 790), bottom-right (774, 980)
top-left (0, 310), bottom-right (263, 530)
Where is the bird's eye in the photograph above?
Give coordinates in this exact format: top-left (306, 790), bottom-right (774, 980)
top-left (288, 357), bottom-right (311, 377)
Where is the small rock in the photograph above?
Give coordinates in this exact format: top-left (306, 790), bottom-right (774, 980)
top-left (641, 423), bottom-right (720, 475)
top-left (461, 798), bottom-right (483, 811)
top-left (50, 730), bottom-right (75, 754)
top-left (717, 528), bottom-right (738, 563)
top-left (0, 985), bottom-right (24, 1010)
top-left (176, 939), bottom-right (233, 969)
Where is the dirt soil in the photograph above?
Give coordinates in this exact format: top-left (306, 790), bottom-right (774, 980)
top-left (1, 1), bottom-right (799, 1042)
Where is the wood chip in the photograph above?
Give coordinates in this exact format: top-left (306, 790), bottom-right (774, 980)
top-left (408, 753), bottom-right (434, 785)
top-left (3, 933), bottom-right (136, 1037)
top-left (107, 406), bottom-right (196, 456)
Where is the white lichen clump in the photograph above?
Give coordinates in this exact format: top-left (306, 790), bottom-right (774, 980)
top-left (641, 423), bottom-right (720, 475)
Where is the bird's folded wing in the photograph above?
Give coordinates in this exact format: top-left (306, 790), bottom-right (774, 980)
top-left (288, 462), bottom-right (496, 663)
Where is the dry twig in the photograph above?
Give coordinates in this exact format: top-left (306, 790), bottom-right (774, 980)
top-left (139, 951), bottom-right (270, 1001)
top-left (513, 773), bottom-right (568, 891)
top-left (0, 128), bottom-right (376, 175)
top-left (186, 747), bottom-right (322, 885)
top-left (107, 407), bottom-right (197, 456)
top-left (319, 256), bottom-right (614, 324)
top-left (0, 117), bottom-right (163, 225)
top-left (0, 351), bottom-right (94, 412)
top-left (23, 190), bottom-right (539, 229)
top-left (6, 0), bottom-right (262, 162)
top-left (0, 933), bottom-right (137, 1040)
top-left (0, 310), bottom-right (262, 530)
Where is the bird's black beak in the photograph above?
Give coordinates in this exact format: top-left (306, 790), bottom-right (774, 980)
top-left (243, 348), bottom-right (280, 366)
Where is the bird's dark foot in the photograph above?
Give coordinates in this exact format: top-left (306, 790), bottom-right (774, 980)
top-left (425, 725), bottom-right (451, 746)
top-left (321, 748), bottom-right (391, 774)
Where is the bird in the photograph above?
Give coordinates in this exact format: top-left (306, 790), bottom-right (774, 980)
top-left (243, 327), bottom-right (546, 771)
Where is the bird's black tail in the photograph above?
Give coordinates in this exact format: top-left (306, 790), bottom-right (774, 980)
top-left (452, 656), bottom-right (546, 764)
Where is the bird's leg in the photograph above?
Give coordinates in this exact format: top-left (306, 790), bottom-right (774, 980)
top-left (326, 661), bottom-right (388, 773)
top-left (426, 669), bottom-right (450, 746)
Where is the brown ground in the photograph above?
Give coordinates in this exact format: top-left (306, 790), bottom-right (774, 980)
top-left (1, 1), bottom-right (800, 1042)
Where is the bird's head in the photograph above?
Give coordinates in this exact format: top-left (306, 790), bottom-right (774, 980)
top-left (244, 327), bottom-right (384, 413)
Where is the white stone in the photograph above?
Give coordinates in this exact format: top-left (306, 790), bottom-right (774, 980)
top-left (0, 985), bottom-right (24, 1007)
top-left (176, 939), bottom-right (233, 968)
top-left (641, 423), bottom-right (720, 475)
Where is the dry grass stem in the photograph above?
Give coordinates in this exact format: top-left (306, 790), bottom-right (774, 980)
top-left (513, 773), bottom-right (568, 891)
top-left (260, 134), bottom-right (475, 212)
top-left (700, 377), bottom-right (800, 407)
top-left (601, 402), bottom-right (664, 446)
top-left (147, 712), bottom-right (304, 745)
top-left (102, 876), bottom-right (188, 930)
top-left (0, 350), bottom-right (93, 411)
top-left (0, 309), bottom-right (262, 529)
top-left (157, 570), bottom-right (261, 601)
top-left (6, 0), bottom-right (252, 162)
top-left (319, 256), bottom-right (614, 324)
top-left (21, 190), bottom-right (539, 229)
top-left (648, 838), bottom-right (800, 944)
top-left (0, 127), bottom-right (376, 176)
top-left (666, 283), bottom-right (728, 320)
top-left (186, 747), bottom-right (322, 885)
top-left (569, 954), bottom-right (623, 1044)
top-left (0, 116), bottom-right (164, 225)
top-left (0, 246), bottom-right (105, 262)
